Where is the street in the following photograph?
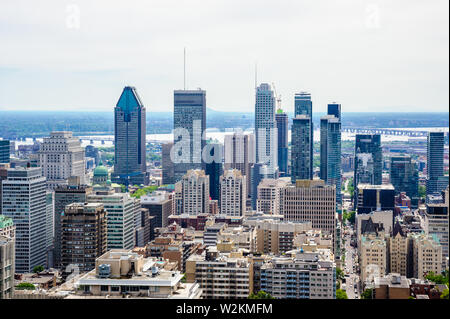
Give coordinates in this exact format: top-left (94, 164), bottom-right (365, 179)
top-left (343, 222), bottom-right (361, 299)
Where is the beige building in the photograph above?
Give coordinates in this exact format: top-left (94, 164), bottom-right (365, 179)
top-left (219, 169), bottom-right (246, 217)
top-left (181, 170), bottom-right (210, 215)
top-left (282, 180), bottom-right (336, 245)
top-left (74, 250), bottom-right (202, 298)
top-left (389, 223), bottom-right (409, 276)
top-left (411, 233), bottom-right (442, 280)
top-left (0, 235), bottom-right (15, 299)
top-left (256, 178), bottom-right (289, 215)
top-left (186, 246), bottom-right (253, 299)
top-left (216, 225), bottom-right (256, 252)
top-left (373, 273), bottom-right (411, 299)
top-left (360, 235), bottom-right (387, 284)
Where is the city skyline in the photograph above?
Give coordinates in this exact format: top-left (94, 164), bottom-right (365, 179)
top-left (0, 0), bottom-right (448, 113)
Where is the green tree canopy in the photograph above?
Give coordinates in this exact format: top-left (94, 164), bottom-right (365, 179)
top-left (361, 288), bottom-right (373, 299)
top-left (16, 282), bottom-right (36, 290)
top-left (33, 265), bottom-right (44, 273)
top-left (441, 289), bottom-right (449, 299)
top-left (336, 289), bottom-right (348, 299)
top-left (248, 291), bottom-right (275, 299)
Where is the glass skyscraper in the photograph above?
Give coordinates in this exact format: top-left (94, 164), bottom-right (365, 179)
top-left (426, 131), bottom-right (447, 199)
top-left (275, 110), bottom-right (289, 177)
top-left (205, 143), bottom-right (224, 201)
top-left (173, 89), bottom-right (206, 182)
top-left (390, 155), bottom-right (419, 207)
top-left (293, 92), bottom-right (313, 180)
top-left (0, 140), bottom-right (10, 164)
top-left (112, 86), bottom-right (147, 186)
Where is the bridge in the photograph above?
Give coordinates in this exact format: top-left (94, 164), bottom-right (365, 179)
top-left (341, 127), bottom-right (430, 137)
top-left (77, 136), bottom-right (164, 145)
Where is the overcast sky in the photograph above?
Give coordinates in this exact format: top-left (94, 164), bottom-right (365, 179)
top-left (0, 0), bottom-right (448, 113)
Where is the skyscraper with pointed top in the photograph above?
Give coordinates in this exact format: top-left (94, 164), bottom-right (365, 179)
top-left (112, 86), bottom-right (147, 186)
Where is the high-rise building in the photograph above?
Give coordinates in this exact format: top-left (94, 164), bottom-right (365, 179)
top-left (390, 155), bottom-right (419, 207)
top-left (275, 110), bottom-right (289, 177)
top-left (255, 83), bottom-right (278, 177)
top-left (0, 140), bottom-right (10, 164)
top-left (162, 142), bottom-right (175, 185)
top-left (224, 132), bottom-right (255, 197)
top-left (1, 167), bottom-right (47, 273)
top-left (141, 191), bottom-right (174, 228)
top-left (88, 188), bottom-right (138, 251)
top-left (180, 170), bottom-right (209, 215)
top-left (320, 114), bottom-right (342, 203)
top-left (426, 132), bottom-right (446, 198)
top-left (53, 178), bottom-right (92, 269)
top-left (0, 163), bottom-right (9, 214)
top-left (250, 163), bottom-right (269, 210)
top-left (205, 143), bottom-right (223, 201)
top-left (45, 190), bottom-right (54, 268)
top-left (291, 115), bottom-right (313, 181)
top-left (425, 187), bottom-right (448, 268)
top-left (38, 131), bottom-right (86, 189)
top-left (61, 203), bottom-right (107, 273)
top-left (0, 235), bottom-right (15, 299)
top-left (112, 86), bottom-right (147, 186)
top-left (219, 169), bottom-right (246, 217)
top-left (294, 92), bottom-right (314, 178)
top-left (256, 178), bottom-right (290, 216)
top-left (356, 184), bottom-right (395, 216)
top-left (173, 89), bottom-right (206, 182)
top-left (282, 180), bottom-right (336, 244)
top-left (327, 103), bottom-right (341, 120)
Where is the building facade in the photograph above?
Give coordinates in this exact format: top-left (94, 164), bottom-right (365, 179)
top-left (219, 169), bottom-right (246, 217)
top-left (275, 110), bottom-right (289, 177)
top-left (180, 170), bottom-right (209, 215)
top-left (291, 115), bottom-right (313, 182)
top-left (390, 155), bottom-right (419, 207)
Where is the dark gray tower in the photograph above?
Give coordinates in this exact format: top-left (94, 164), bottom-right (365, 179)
top-left (275, 110), bottom-right (289, 177)
top-left (293, 92), bottom-right (313, 180)
top-left (112, 86), bottom-right (147, 186)
top-left (426, 132), bottom-right (447, 200)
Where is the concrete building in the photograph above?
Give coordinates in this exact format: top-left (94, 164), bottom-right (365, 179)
top-left (140, 191), bottom-right (174, 228)
top-left (173, 89), bottom-right (206, 182)
top-left (180, 170), bottom-right (209, 215)
top-left (0, 235), bottom-right (15, 299)
top-left (38, 131), bottom-right (86, 189)
top-left (45, 190), bottom-right (54, 267)
top-left (255, 83), bottom-right (278, 177)
top-left (356, 210), bottom-right (393, 247)
top-left (74, 250), bottom-right (201, 298)
top-left (186, 246), bottom-right (253, 299)
top-left (260, 249), bottom-right (336, 299)
top-left (389, 223), bottom-right (409, 277)
top-left (61, 203), bottom-right (107, 273)
top-left (411, 233), bottom-right (442, 280)
top-left (250, 163), bottom-right (269, 210)
top-left (373, 273), bottom-right (411, 299)
top-left (360, 235), bottom-right (387, 284)
top-left (219, 169), bottom-right (246, 217)
top-left (256, 178), bottom-right (290, 216)
top-left (1, 166), bottom-right (47, 273)
top-left (54, 178), bottom-right (92, 269)
top-left (282, 180), bottom-right (336, 245)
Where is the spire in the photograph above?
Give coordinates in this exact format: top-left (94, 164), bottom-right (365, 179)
top-left (116, 86), bottom-right (144, 114)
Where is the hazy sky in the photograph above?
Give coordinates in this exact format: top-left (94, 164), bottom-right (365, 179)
top-left (0, 0), bottom-right (448, 113)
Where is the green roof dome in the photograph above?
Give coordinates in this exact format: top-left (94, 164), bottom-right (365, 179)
top-left (94, 162), bottom-right (108, 177)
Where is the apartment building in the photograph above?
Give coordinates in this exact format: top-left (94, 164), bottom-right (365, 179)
top-left (256, 178), bottom-right (290, 215)
top-left (180, 170), bottom-right (210, 215)
top-left (411, 233), bottom-right (442, 280)
top-left (360, 235), bottom-right (387, 284)
top-left (219, 169), bottom-right (247, 217)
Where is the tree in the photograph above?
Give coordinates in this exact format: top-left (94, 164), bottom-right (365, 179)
top-left (343, 211), bottom-right (356, 225)
top-left (336, 289), bottom-right (348, 299)
top-left (361, 288), bottom-right (373, 299)
top-left (248, 291), bottom-right (275, 299)
top-left (336, 267), bottom-right (345, 281)
top-left (33, 265), bottom-right (44, 273)
top-left (418, 185), bottom-right (426, 200)
top-left (425, 271), bottom-right (449, 285)
top-left (441, 289), bottom-right (449, 300)
top-left (16, 282), bottom-right (36, 290)
top-left (408, 296), bottom-right (415, 300)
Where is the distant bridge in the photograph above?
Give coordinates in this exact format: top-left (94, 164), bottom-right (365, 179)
top-left (342, 127), bottom-right (429, 137)
top-left (77, 136), bottom-right (164, 145)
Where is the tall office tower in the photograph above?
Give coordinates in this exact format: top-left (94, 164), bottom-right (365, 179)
top-left (54, 178), bottom-right (92, 269)
top-left (0, 164), bottom-right (9, 213)
top-left (0, 235), bottom-right (15, 299)
top-left (282, 180), bottom-right (336, 245)
top-left (354, 134), bottom-right (382, 206)
top-left (1, 167), bottom-right (47, 273)
top-left (38, 131), bottom-right (86, 189)
top-left (250, 163), bottom-right (269, 210)
top-left (0, 140), bottom-right (10, 164)
top-left (45, 191), bottom-right (54, 268)
top-left (327, 103), bottom-right (341, 120)
top-left (112, 86), bottom-right (147, 186)
top-left (320, 114), bottom-right (342, 203)
top-left (173, 89), bottom-right (206, 182)
top-left (162, 142), bottom-right (175, 185)
top-left (291, 115), bottom-right (313, 182)
top-left (390, 155), bottom-right (419, 207)
top-left (141, 191), bottom-right (174, 228)
top-left (219, 169), bottom-right (247, 217)
top-left (224, 132), bottom-right (255, 197)
top-left (294, 92), bottom-right (314, 177)
top-left (256, 178), bottom-right (290, 216)
top-left (88, 188), bottom-right (139, 251)
top-left (275, 110), bottom-right (289, 177)
top-left (61, 203), bottom-right (107, 273)
top-left (426, 132), bottom-right (446, 199)
top-left (425, 186), bottom-right (448, 268)
top-left (255, 83), bottom-right (278, 177)
top-left (356, 184), bottom-right (395, 214)
top-left (205, 143), bottom-right (223, 201)
top-left (180, 170), bottom-right (209, 215)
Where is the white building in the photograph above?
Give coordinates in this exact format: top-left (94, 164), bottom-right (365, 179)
top-left (38, 131), bottom-right (86, 189)
top-left (220, 169), bottom-right (246, 216)
top-left (256, 178), bottom-right (289, 215)
top-left (181, 170), bottom-right (209, 215)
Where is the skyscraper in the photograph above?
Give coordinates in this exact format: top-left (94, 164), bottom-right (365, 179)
top-left (426, 132), bottom-right (447, 199)
top-left (327, 103), bottom-right (341, 120)
top-left (294, 92), bottom-right (314, 178)
top-left (0, 140), bottom-right (10, 164)
top-left (1, 167), bottom-right (47, 273)
top-left (224, 132), bottom-right (255, 198)
top-left (162, 142), bottom-right (175, 185)
top-left (219, 169), bottom-right (247, 217)
top-left (255, 83), bottom-right (278, 177)
top-left (291, 115), bottom-right (313, 182)
top-left (180, 170), bottom-right (210, 215)
top-left (173, 89), bottom-right (206, 182)
top-left (250, 163), bottom-right (269, 210)
top-left (275, 110), bottom-right (289, 177)
top-left (390, 155), bottom-right (419, 207)
top-left (38, 131), bottom-right (86, 189)
top-left (320, 110), bottom-right (342, 203)
top-left (112, 86), bottom-right (147, 186)
top-left (205, 143), bottom-right (223, 201)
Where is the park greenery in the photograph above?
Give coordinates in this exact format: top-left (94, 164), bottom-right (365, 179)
top-left (131, 185), bottom-right (159, 198)
top-left (33, 265), bottom-right (44, 273)
top-left (361, 288), bottom-right (373, 299)
top-left (425, 270), bottom-right (449, 286)
top-left (248, 291), bottom-right (275, 299)
top-left (15, 282), bottom-right (36, 290)
top-left (336, 289), bottom-right (348, 299)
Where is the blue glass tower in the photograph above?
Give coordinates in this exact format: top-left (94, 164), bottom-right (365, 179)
top-left (276, 109), bottom-right (289, 177)
top-left (0, 140), bottom-right (10, 164)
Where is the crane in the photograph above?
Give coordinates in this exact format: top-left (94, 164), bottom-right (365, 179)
top-left (271, 82), bottom-right (282, 111)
